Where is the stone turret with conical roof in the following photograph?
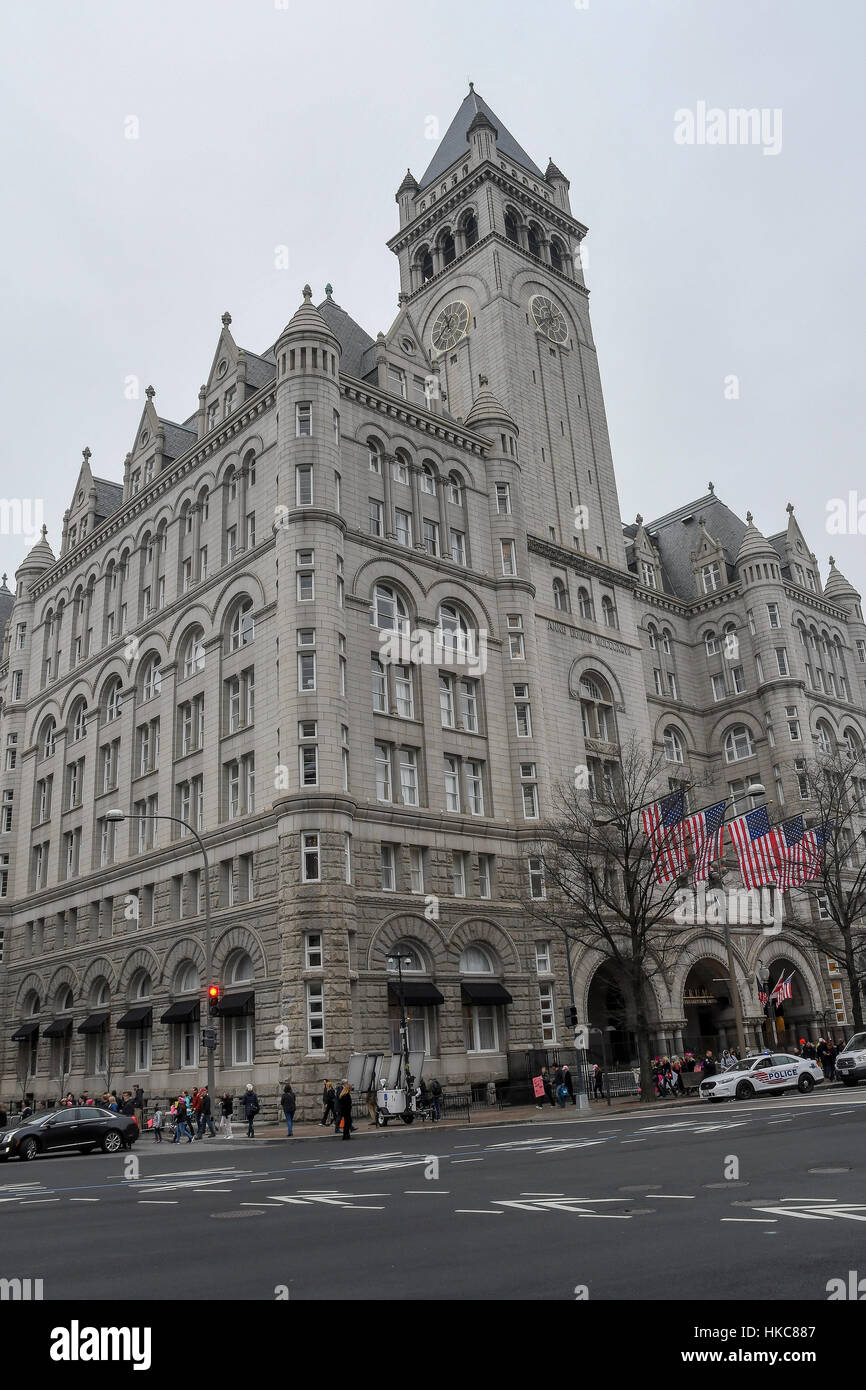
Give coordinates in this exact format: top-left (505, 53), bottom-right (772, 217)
top-left (735, 510), bottom-right (785, 587)
top-left (824, 556), bottom-right (863, 612)
top-left (0, 571), bottom-right (13, 664)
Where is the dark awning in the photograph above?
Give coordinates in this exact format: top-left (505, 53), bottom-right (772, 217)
top-left (43, 1017), bottom-right (73, 1038)
top-left (10, 1020), bottom-right (39, 1041)
top-left (461, 982), bottom-right (513, 1005)
top-left (218, 990), bottom-right (254, 1017)
top-left (160, 1000), bottom-right (200, 1024)
top-left (77, 1011), bottom-right (109, 1034)
top-left (388, 981), bottom-right (445, 1007)
top-left (116, 1006), bottom-right (153, 1030)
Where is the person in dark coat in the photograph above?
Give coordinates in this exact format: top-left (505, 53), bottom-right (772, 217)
top-left (120, 1091), bottom-right (135, 1117)
top-left (541, 1067), bottom-right (556, 1108)
top-left (337, 1083), bottom-right (353, 1141)
top-left (280, 1082), bottom-right (296, 1137)
top-left (242, 1083), bottom-right (259, 1138)
top-left (197, 1086), bottom-right (216, 1138)
top-left (321, 1080), bottom-right (337, 1127)
top-left (561, 1065), bottom-right (575, 1105)
top-left (430, 1078), bottom-right (442, 1121)
top-left (701, 1052), bottom-right (717, 1078)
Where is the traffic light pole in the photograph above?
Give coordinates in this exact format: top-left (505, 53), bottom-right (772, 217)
top-left (564, 931), bottom-right (590, 1111)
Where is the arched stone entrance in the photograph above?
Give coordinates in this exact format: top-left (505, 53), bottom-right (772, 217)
top-left (586, 963), bottom-right (636, 1066)
top-left (761, 957), bottom-right (821, 1049)
top-left (683, 958), bottom-right (738, 1055)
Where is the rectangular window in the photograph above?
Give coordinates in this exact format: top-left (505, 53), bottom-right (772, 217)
top-left (641, 561), bottom-right (656, 590)
top-left (451, 850), bottom-right (466, 897)
top-left (668, 672), bottom-right (679, 700)
top-left (767, 603), bottom-right (780, 629)
top-left (333, 409), bottom-right (340, 444)
top-left (654, 669), bottom-right (664, 696)
top-left (409, 846), bottom-right (425, 895)
top-left (478, 853), bottom-right (492, 899)
top-left (444, 756), bottom-right (461, 812)
top-left (306, 981), bottom-right (325, 1052)
top-left (538, 982), bottom-right (557, 1044)
top-left (305, 932), bottom-right (323, 969)
top-left (521, 764), bottom-right (539, 819)
top-left (395, 509), bottom-right (412, 547)
top-left (394, 664), bottom-right (414, 719)
top-left (369, 499), bottom-right (383, 537)
top-left (712, 673), bottom-right (726, 702)
top-left (380, 843), bottom-right (396, 891)
top-left (786, 707), bottom-right (801, 741)
top-left (514, 684), bottom-right (532, 737)
top-left (449, 529), bottom-right (466, 565)
top-left (755, 654), bottom-right (765, 685)
top-left (298, 651), bottom-right (316, 692)
top-left (423, 519), bottom-right (439, 556)
top-left (344, 832), bottom-right (352, 885)
top-left (299, 743), bottom-right (318, 787)
top-left (301, 831), bottom-right (320, 883)
top-left (439, 674), bottom-right (455, 727)
top-left (371, 658), bottom-right (387, 713)
top-left (399, 747), bottom-right (419, 806)
top-left (495, 482), bottom-right (511, 515)
top-left (774, 765), bottom-right (786, 806)
top-left (507, 614), bottom-right (525, 660)
top-left (387, 366), bottom-right (406, 398)
top-left (296, 402), bottom-right (312, 436)
top-left (458, 678), bottom-right (478, 732)
top-left (500, 539), bottom-right (517, 576)
top-left (732, 666), bottom-right (745, 693)
top-left (857, 640), bottom-right (866, 664)
top-left (375, 743), bottom-right (392, 802)
top-left (776, 647), bottom-right (789, 676)
top-left (296, 465), bottom-right (313, 506)
top-left (701, 562), bottom-right (722, 593)
top-left (466, 760), bottom-right (484, 816)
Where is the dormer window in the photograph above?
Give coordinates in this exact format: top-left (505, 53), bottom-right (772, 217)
top-left (701, 562), bottom-right (722, 593)
top-left (207, 402), bottom-right (219, 431)
top-left (640, 561), bottom-right (656, 590)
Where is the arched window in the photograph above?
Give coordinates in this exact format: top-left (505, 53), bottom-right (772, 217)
top-left (549, 238), bottom-right (564, 273)
top-left (93, 979), bottom-right (110, 1007)
top-left (705, 631), bottom-right (719, 656)
top-left (577, 587), bottom-right (593, 620)
top-left (386, 940), bottom-right (426, 973)
top-left (57, 986), bottom-right (74, 1012)
top-left (661, 628), bottom-right (672, 655)
top-left (647, 623), bottom-right (658, 650)
top-left (176, 961), bottom-right (200, 994)
top-left (370, 583), bottom-right (410, 635)
top-left (724, 725), bottom-right (754, 762)
top-left (579, 674), bottom-right (616, 743)
top-left (442, 231), bottom-right (456, 266)
top-left (664, 727), bottom-right (685, 763)
top-left (815, 721), bottom-right (834, 756)
top-left (23, 990), bottom-right (40, 1017)
top-left (437, 602), bottom-right (474, 659)
top-left (421, 462), bottom-right (437, 495)
top-left (504, 210), bottom-right (519, 243)
top-left (392, 450), bottom-right (410, 486)
top-left (367, 439), bottom-right (382, 474)
top-left (553, 578), bottom-right (569, 612)
top-left (225, 465), bottom-right (238, 502)
top-left (182, 628), bottom-right (206, 679)
top-left (104, 677), bottom-right (123, 722)
top-left (527, 223), bottom-right (541, 258)
top-left (417, 246), bottom-right (433, 282)
top-left (40, 717), bottom-right (56, 759)
top-left (447, 471), bottom-right (463, 505)
top-left (142, 530), bottom-right (153, 566)
top-left (601, 596), bottom-right (617, 629)
top-left (228, 598), bottom-right (255, 651)
top-left (844, 728), bottom-right (862, 761)
top-left (131, 970), bottom-right (152, 1000)
top-left (463, 212), bottom-right (478, 248)
top-left (142, 656), bottom-right (162, 701)
top-left (228, 950), bottom-right (254, 983)
top-left (71, 699), bottom-right (88, 742)
top-left (459, 944), bottom-right (493, 974)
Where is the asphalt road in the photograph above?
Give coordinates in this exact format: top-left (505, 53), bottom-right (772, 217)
top-left (2, 1089), bottom-right (864, 1300)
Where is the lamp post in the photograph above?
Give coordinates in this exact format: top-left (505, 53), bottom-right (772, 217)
top-left (386, 952), bottom-right (413, 1096)
top-left (107, 809), bottom-right (215, 1097)
top-left (562, 929), bottom-right (591, 1111)
top-left (588, 1025), bottom-right (614, 1107)
top-left (715, 781), bottom-right (765, 1058)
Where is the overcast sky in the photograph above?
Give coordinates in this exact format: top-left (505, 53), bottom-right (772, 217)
top-left (1, 0), bottom-right (863, 591)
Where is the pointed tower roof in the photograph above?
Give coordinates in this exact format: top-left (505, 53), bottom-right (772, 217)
top-left (823, 556), bottom-right (862, 606)
top-left (545, 158), bottom-right (569, 185)
top-left (396, 168), bottom-right (419, 196)
top-left (735, 511), bottom-right (779, 569)
top-left (279, 285), bottom-right (341, 344)
top-left (0, 573), bottom-right (12, 651)
top-left (17, 526), bottom-right (55, 576)
top-left (418, 86), bottom-right (544, 190)
top-left (464, 376), bottom-right (518, 432)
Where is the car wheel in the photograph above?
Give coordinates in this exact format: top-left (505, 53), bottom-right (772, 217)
top-left (401, 1112), bottom-right (415, 1124)
top-left (735, 1080), bottom-right (755, 1101)
top-left (19, 1137), bottom-right (39, 1161)
top-left (101, 1130), bottom-right (123, 1154)
top-left (798, 1074), bottom-right (814, 1094)
top-left (376, 1112), bottom-right (388, 1127)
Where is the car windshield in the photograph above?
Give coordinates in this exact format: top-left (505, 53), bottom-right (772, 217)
top-left (727, 1059), bottom-right (758, 1073)
top-left (13, 1110), bottom-right (55, 1126)
top-left (841, 1033), bottom-right (866, 1054)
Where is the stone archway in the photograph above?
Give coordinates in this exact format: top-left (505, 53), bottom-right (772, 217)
top-left (682, 958), bottom-right (739, 1055)
top-left (586, 962), bottom-right (636, 1067)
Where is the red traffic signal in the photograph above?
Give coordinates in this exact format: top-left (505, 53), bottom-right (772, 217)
top-left (208, 985), bottom-right (221, 1016)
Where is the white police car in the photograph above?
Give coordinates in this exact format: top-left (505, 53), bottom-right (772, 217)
top-left (835, 1032), bottom-right (866, 1086)
top-left (699, 1053), bottom-right (824, 1102)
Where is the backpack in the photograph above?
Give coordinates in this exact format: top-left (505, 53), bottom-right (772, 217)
top-left (557, 1084), bottom-right (568, 1099)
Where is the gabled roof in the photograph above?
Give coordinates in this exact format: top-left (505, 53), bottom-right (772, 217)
top-left (623, 493), bottom-right (747, 599)
top-left (92, 476), bottom-right (123, 522)
top-left (316, 294), bottom-right (376, 380)
top-left (160, 420), bottom-right (197, 462)
top-left (243, 348), bottom-right (277, 392)
top-left (418, 86), bottom-right (544, 191)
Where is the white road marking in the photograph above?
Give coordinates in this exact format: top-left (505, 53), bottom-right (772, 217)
top-left (137, 1199), bottom-right (178, 1205)
top-left (621, 1138), bottom-right (646, 1143)
top-left (520, 1192), bottom-right (565, 1197)
top-left (767, 1119), bottom-right (793, 1124)
top-left (404, 1190), bottom-right (451, 1194)
top-left (251, 1177), bottom-right (284, 1183)
top-left (722, 1217), bottom-right (777, 1223)
top-left (653, 1194), bottom-right (695, 1199)
top-left (69, 1197), bottom-right (100, 1202)
top-left (451, 1158), bottom-right (483, 1163)
top-left (455, 1209), bottom-right (501, 1214)
top-left (194, 1188), bottom-right (233, 1193)
top-left (21, 1198), bottom-right (60, 1204)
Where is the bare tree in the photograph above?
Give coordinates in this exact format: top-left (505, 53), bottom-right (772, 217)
top-left (779, 747), bottom-right (866, 1032)
top-left (15, 1049), bottom-right (33, 1109)
top-left (529, 734), bottom-right (695, 1103)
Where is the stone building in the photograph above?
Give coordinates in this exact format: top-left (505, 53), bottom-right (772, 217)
top-left (0, 88), bottom-right (863, 1108)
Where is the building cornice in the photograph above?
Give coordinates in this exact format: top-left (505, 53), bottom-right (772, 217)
top-left (339, 377), bottom-right (489, 456)
top-left (528, 535), bottom-right (636, 590)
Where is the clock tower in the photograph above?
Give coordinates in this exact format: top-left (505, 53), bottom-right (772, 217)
top-left (387, 84), bottom-right (627, 570)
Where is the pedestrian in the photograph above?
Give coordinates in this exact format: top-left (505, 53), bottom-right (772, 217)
top-left (280, 1082), bottom-right (296, 1137)
top-left (132, 1082), bottom-right (144, 1129)
top-left (430, 1077), bottom-right (442, 1121)
top-left (334, 1079), bottom-right (349, 1134)
top-left (561, 1065), bottom-right (575, 1106)
top-left (63, 1092), bottom-right (75, 1108)
top-left (591, 1063), bottom-right (605, 1100)
top-left (541, 1067), bottom-right (556, 1108)
top-left (321, 1080), bottom-right (337, 1127)
top-left (365, 1087), bottom-right (378, 1124)
top-left (197, 1086), bottom-right (216, 1138)
top-left (220, 1093), bottom-right (234, 1139)
top-left (243, 1083), bottom-right (259, 1138)
top-left (338, 1082), bottom-right (353, 1140)
top-left (152, 1103), bottom-right (164, 1143)
top-left (120, 1090), bottom-right (135, 1117)
top-left (190, 1087), bottom-right (203, 1138)
top-left (701, 1052), bottom-right (717, 1078)
top-left (173, 1095), bottom-right (193, 1143)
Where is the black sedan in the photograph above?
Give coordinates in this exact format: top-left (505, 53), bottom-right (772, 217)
top-left (0, 1106), bottom-right (139, 1160)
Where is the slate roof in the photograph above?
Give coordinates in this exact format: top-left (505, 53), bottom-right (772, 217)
top-left (244, 349), bottom-right (277, 392)
top-left (92, 476), bottom-right (124, 522)
top-left (316, 296), bottom-right (376, 380)
top-left (161, 420), bottom-right (197, 462)
top-left (623, 493), bottom-right (748, 599)
top-left (418, 87), bottom-right (544, 191)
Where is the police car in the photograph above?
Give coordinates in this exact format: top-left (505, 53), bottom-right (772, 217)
top-left (699, 1053), bottom-right (824, 1102)
top-left (835, 1032), bottom-right (866, 1086)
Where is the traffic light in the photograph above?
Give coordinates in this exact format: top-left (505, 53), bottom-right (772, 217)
top-left (207, 985), bottom-right (221, 1017)
top-left (565, 1005), bottom-right (578, 1027)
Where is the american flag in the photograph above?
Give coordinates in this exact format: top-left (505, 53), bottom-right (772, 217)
top-left (727, 806), bottom-right (783, 890)
top-left (756, 976), bottom-right (769, 1007)
top-left (684, 800), bottom-right (726, 884)
top-left (771, 971), bottom-right (794, 1002)
top-left (641, 788), bottom-right (687, 883)
top-left (775, 816), bottom-right (827, 891)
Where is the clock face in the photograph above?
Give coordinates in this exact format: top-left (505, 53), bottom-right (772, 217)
top-left (530, 294), bottom-right (568, 344)
top-left (431, 300), bottom-right (470, 352)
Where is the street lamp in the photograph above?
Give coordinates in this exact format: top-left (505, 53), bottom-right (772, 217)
top-left (561, 929), bottom-right (591, 1112)
top-left (106, 809), bottom-right (215, 1097)
top-left (386, 952), bottom-right (413, 1097)
top-left (587, 1025), bottom-right (614, 1107)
